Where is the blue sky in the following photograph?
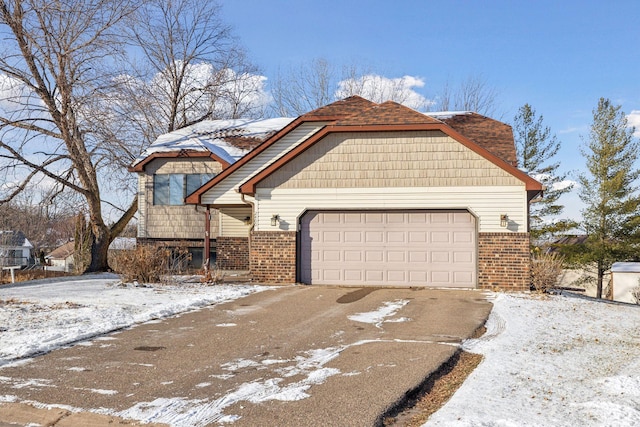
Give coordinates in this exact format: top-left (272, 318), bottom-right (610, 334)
top-left (222, 0), bottom-right (640, 222)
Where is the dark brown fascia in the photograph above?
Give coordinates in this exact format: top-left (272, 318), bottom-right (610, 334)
top-left (128, 151), bottom-right (231, 173)
top-left (238, 123), bottom-right (543, 196)
top-left (184, 115), bottom-right (341, 205)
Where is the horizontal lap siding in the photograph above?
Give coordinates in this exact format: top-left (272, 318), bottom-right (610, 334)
top-left (254, 187), bottom-right (527, 233)
top-left (219, 207), bottom-right (252, 237)
top-left (200, 123), bottom-right (327, 206)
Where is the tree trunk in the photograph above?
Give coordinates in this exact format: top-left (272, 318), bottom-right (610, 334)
top-left (85, 224), bottom-right (111, 273)
top-left (596, 260), bottom-right (604, 299)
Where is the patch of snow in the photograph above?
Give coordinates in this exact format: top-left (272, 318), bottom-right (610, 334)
top-left (215, 323), bottom-right (237, 327)
top-left (424, 293), bottom-right (640, 427)
top-left (0, 275), bottom-right (269, 366)
top-left (348, 299), bottom-right (410, 328)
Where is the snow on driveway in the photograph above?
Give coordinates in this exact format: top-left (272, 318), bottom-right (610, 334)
top-left (424, 293), bottom-right (640, 427)
top-left (0, 274), bottom-right (267, 366)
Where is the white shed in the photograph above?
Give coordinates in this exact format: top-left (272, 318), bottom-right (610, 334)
top-left (611, 262), bottom-right (640, 304)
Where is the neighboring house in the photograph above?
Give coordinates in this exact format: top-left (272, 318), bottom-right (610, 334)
top-left (46, 241), bottom-right (75, 272)
top-left (611, 262), bottom-right (640, 304)
top-left (183, 96), bottom-right (543, 291)
top-left (0, 231), bottom-right (34, 267)
top-left (129, 118), bottom-right (294, 266)
top-left (46, 238), bottom-right (137, 273)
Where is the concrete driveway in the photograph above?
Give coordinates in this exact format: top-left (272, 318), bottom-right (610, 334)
top-left (0, 285), bottom-right (492, 426)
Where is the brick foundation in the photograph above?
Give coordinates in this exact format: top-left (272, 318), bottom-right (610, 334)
top-left (216, 236), bottom-right (249, 270)
top-left (478, 232), bottom-right (531, 291)
top-left (250, 231), bottom-right (296, 283)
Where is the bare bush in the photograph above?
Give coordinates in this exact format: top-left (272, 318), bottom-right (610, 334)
top-left (531, 252), bottom-right (564, 292)
top-left (631, 281), bottom-right (640, 305)
top-left (110, 244), bottom-right (193, 283)
top-left (110, 245), bottom-right (170, 283)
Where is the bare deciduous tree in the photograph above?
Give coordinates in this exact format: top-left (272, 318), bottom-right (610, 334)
top-left (270, 57), bottom-right (431, 116)
top-left (433, 75), bottom-right (500, 117)
top-left (0, 0), bottom-right (263, 272)
top-left (0, 0), bottom-right (140, 272)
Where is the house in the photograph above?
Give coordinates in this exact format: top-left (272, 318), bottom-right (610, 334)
top-left (129, 118), bottom-right (293, 267)
top-left (0, 230), bottom-right (34, 267)
top-left (46, 241), bottom-right (75, 272)
top-left (611, 262), bottom-right (640, 304)
top-left (182, 96), bottom-right (543, 291)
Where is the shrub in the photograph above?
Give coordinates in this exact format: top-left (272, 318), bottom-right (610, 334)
top-left (531, 252), bottom-right (564, 293)
top-left (110, 244), bottom-right (172, 283)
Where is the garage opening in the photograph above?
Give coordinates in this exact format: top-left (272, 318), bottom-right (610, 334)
top-left (299, 210), bottom-right (477, 288)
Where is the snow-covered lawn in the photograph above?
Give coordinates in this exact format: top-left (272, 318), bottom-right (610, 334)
top-left (0, 274), bottom-right (267, 366)
top-left (425, 293), bottom-right (640, 427)
top-left (1, 275), bottom-right (640, 426)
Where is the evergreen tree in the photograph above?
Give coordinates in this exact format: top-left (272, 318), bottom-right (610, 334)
top-left (575, 98), bottom-right (640, 298)
top-left (513, 104), bottom-right (575, 243)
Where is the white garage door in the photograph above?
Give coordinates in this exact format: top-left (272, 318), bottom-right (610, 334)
top-left (300, 210), bottom-right (476, 287)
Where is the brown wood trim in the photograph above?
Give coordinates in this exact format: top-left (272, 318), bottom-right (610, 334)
top-left (184, 117), bottom-right (309, 205)
top-left (129, 150), bottom-right (230, 172)
top-left (239, 124), bottom-right (543, 195)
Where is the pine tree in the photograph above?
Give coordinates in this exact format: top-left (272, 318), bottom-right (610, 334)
top-left (513, 104), bottom-right (575, 243)
top-left (576, 98), bottom-right (640, 298)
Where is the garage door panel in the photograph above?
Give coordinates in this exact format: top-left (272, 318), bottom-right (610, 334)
top-left (431, 231), bottom-right (451, 243)
top-left (344, 251), bottom-right (362, 262)
top-left (387, 231), bottom-right (406, 243)
top-left (454, 271), bottom-right (474, 284)
top-left (431, 251), bottom-right (450, 263)
top-left (344, 231), bottom-right (362, 242)
top-left (365, 231), bottom-right (384, 243)
top-left (454, 251), bottom-right (473, 263)
top-left (431, 271), bottom-right (451, 283)
top-left (454, 231), bottom-right (473, 243)
top-left (365, 251), bottom-right (384, 262)
top-left (365, 213), bottom-right (384, 223)
top-left (387, 251), bottom-right (405, 262)
top-left (300, 210), bottom-right (476, 287)
top-left (344, 270), bottom-right (362, 281)
top-left (409, 231), bottom-right (427, 242)
top-left (388, 270), bottom-right (406, 281)
top-left (409, 251), bottom-right (427, 262)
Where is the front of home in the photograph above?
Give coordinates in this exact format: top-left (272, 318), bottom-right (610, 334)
top-left (182, 96), bottom-right (542, 291)
top-left (130, 118), bottom-right (293, 267)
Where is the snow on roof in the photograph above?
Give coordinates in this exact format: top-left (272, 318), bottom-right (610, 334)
top-left (132, 118), bottom-right (294, 168)
top-left (612, 262), bottom-right (640, 273)
top-left (424, 111), bottom-right (473, 120)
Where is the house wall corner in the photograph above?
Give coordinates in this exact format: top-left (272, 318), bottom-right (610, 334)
top-left (249, 231), bottom-right (296, 283)
top-left (478, 232), bottom-right (531, 291)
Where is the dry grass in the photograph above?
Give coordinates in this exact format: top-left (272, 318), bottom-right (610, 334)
top-left (0, 269), bottom-right (73, 285)
top-left (380, 326), bottom-right (487, 427)
top-left (381, 351), bottom-right (483, 426)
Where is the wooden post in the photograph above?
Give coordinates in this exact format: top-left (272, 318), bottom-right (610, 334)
top-left (204, 205), bottom-right (211, 273)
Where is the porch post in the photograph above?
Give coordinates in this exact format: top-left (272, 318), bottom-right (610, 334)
top-left (204, 205), bottom-right (211, 272)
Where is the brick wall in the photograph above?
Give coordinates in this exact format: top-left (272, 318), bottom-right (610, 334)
top-left (216, 237), bottom-right (249, 270)
top-left (478, 232), bottom-right (531, 291)
top-left (250, 231), bottom-right (296, 283)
